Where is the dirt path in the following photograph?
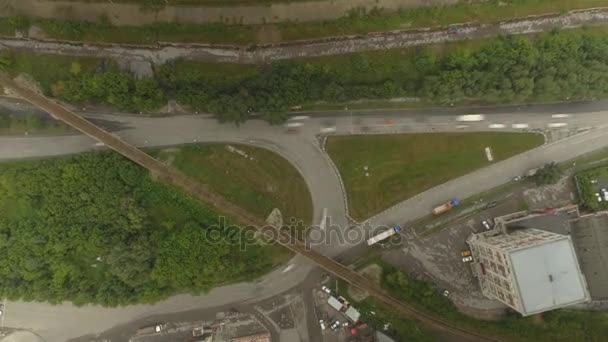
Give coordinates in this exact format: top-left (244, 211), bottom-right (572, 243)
top-left (0, 0), bottom-right (457, 25)
top-left (1, 8), bottom-right (607, 65)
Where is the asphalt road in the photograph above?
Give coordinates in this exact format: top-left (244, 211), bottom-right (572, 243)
top-left (1, 98), bottom-right (608, 341)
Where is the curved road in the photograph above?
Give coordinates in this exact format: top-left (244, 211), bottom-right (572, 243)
top-left (2, 99), bottom-right (608, 341)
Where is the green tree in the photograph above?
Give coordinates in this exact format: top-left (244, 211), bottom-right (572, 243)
top-left (533, 162), bottom-right (562, 186)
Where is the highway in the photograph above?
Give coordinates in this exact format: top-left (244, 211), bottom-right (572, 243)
top-left (1, 96), bottom-right (608, 341)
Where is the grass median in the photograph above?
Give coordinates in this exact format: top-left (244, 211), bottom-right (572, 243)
top-left (326, 132), bottom-right (544, 221)
top-left (155, 143), bottom-right (313, 229)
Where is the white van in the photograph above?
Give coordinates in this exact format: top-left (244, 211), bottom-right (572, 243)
top-left (456, 114), bottom-right (485, 122)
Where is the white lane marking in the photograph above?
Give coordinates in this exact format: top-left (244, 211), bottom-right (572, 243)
top-left (282, 264), bottom-right (295, 273)
top-left (319, 208), bottom-right (328, 230)
top-left (291, 115), bottom-right (311, 121)
top-left (512, 123), bottom-right (529, 129)
top-left (455, 125), bottom-right (468, 129)
top-left (547, 122), bottom-right (568, 128)
top-left (551, 114), bottom-right (571, 119)
top-left (488, 123), bottom-right (506, 129)
top-left (485, 147), bottom-right (494, 162)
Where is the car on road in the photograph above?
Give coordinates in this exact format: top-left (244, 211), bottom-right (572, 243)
top-left (461, 250), bottom-right (472, 257)
top-left (0, 303), bottom-right (3, 316)
top-left (319, 319), bottom-right (326, 330)
top-left (330, 320), bottom-right (341, 331)
top-left (285, 122), bottom-right (304, 128)
top-left (442, 290), bottom-right (450, 297)
top-left (482, 220), bottom-right (492, 230)
top-left (485, 201), bottom-right (498, 209)
top-left (291, 115), bottom-right (310, 121)
top-left (462, 255), bottom-right (474, 263)
top-left (602, 189), bottom-right (608, 201)
top-left (321, 285), bottom-right (331, 294)
top-left (513, 176), bottom-right (522, 182)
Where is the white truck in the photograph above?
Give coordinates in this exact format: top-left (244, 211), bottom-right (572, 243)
top-left (456, 114), bottom-right (485, 122)
top-left (366, 226), bottom-right (401, 246)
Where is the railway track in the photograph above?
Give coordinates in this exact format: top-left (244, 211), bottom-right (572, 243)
top-left (0, 74), bottom-right (502, 342)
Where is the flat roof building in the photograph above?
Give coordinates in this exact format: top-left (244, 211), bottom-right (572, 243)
top-left (469, 227), bottom-right (589, 316)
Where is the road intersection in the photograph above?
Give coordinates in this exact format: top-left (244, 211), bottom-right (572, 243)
top-left (1, 98), bottom-right (608, 341)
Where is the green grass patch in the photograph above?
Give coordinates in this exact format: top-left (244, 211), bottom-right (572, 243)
top-left (326, 132), bottom-right (544, 221)
top-left (0, 151), bottom-right (291, 306)
top-left (2, 1), bottom-right (607, 44)
top-left (575, 166), bottom-right (608, 212)
top-left (6, 51), bottom-right (104, 95)
top-left (278, 0), bottom-right (608, 41)
top-left (155, 143), bottom-right (313, 227)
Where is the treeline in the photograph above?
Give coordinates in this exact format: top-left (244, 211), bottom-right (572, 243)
top-left (3, 29), bottom-right (608, 124)
top-left (160, 29), bottom-right (608, 123)
top-left (0, 153), bottom-right (277, 306)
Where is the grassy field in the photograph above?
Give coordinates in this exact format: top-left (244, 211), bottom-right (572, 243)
top-left (6, 51), bottom-right (104, 94)
top-left (1, 0), bottom-right (605, 44)
top-left (575, 166), bottom-right (608, 212)
top-left (155, 144), bottom-right (313, 230)
top-left (326, 132), bottom-right (544, 221)
top-left (49, 0), bottom-right (313, 5)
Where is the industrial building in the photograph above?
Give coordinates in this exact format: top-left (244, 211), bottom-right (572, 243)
top-left (468, 224), bottom-right (590, 316)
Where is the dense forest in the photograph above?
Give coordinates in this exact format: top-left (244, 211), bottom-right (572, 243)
top-left (2, 29), bottom-right (608, 124)
top-left (0, 153), bottom-right (280, 305)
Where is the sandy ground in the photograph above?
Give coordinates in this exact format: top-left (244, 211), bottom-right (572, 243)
top-left (0, 0), bottom-right (457, 25)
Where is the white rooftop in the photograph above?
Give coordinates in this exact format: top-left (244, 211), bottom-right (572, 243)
top-left (510, 236), bottom-right (589, 316)
top-left (344, 306), bottom-right (360, 322)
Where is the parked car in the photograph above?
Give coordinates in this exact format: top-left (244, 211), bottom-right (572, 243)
top-left (462, 255), bottom-right (474, 263)
top-left (461, 250), bottom-right (472, 257)
top-left (321, 285), bottom-right (331, 294)
top-left (513, 176), bottom-right (522, 182)
top-left (442, 290), bottom-right (450, 297)
top-left (482, 220), bottom-right (492, 230)
top-left (330, 320), bottom-right (341, 330)
top-left (319, 319), bottom-right (326, 330)
top-left (602, 189), bottom-right (608, 201)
